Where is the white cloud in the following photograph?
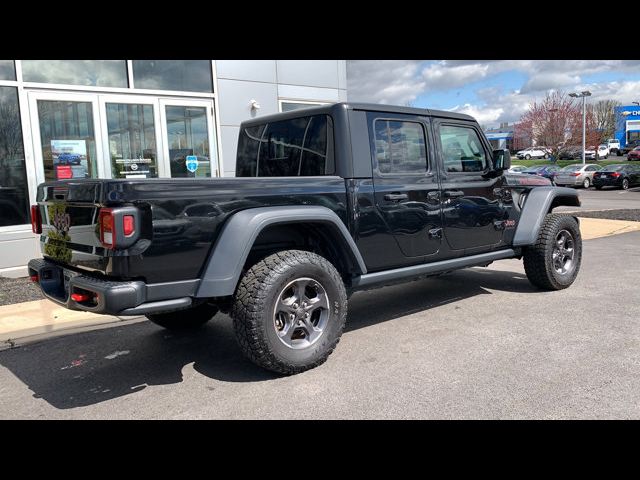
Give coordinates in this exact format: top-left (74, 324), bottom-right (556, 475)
top-left (421, 62), bottom-right (489, 90)
top-left (346, 60), bottom-right (425, 105)
top-left (346, 60), bottom-right (640, 128)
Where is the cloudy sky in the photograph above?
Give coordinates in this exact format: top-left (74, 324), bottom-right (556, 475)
top-left (347, 60), bottom-right (640, 128)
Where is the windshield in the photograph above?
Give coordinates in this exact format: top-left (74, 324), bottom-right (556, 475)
top-left (561, 165), bottom-right (582, 172)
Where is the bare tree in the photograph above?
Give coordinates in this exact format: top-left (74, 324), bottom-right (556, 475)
top-left (588, 99), bottom-right (620, 145)
top-left (519, 91), bottom-right (579, 159)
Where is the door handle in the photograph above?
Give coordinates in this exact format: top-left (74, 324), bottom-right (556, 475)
top-left (384, 193), bottom-right (408, 201)
top-left (443, 190), bottom-right (464, 199)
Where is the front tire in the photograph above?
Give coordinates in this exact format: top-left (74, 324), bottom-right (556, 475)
top-left (232, 250), bottom-right (348, 375)
top-left (523, 214), bottom-right (582, 291)
top-left (525, 154), bottom-right (531, 160)
top-left (146, 303), bottom-right (218, 330)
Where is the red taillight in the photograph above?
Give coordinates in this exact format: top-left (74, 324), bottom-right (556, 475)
top-left (71, 292), bottom-right (92, 302)
top-left (99, 208), bottom-right (115, 249)
top-left (123, 215), bottom-right (135, 237)
top-left (571, 172), bottom-right (580, 176)
top-left (610, 172), bottom-right (621, 178)
top-left (29, 274), bottom-right (39, 283)
top-left (31, 205), bottom-right (42, 234)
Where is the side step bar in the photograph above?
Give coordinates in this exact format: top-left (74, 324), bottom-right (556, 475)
top-left (351, 249), bottom-right (517, 291)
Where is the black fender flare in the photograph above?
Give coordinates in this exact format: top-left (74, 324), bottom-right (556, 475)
top-left (195, 206), bottom-right (367, 298)
top-left (512, 186), bottom-right (581, 247)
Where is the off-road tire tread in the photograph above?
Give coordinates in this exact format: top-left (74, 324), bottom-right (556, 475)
top-left (232, 250), bottom-right (347, 375)
top-left (523, 214), bottom-right (581, 291)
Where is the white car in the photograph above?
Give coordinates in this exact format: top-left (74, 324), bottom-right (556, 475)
top-left (516, 147), bottom-right (550, 160)
top-left (584, 145), bottom-right (609, 160)
top-left (607, 138), bottom-right (621, 155)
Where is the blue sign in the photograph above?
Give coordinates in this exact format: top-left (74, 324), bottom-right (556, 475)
top-left (185, 155), bottom-right (198, 173)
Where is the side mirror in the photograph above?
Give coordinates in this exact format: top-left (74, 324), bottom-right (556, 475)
top-left (493, 149), bottom-right (511, 171)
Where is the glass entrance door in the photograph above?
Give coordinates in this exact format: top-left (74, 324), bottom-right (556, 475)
top-left (98, 95), bottom-right (163, 179)
top-left (159, 99), bottom-right (218, 178)
top-left (28, 92), bottom-right (104, 184)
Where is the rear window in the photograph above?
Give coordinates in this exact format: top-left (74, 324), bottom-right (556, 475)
top-left (236, 114), bottom-right (334, 177)
top-left (561, 165), bottom-right (582, 172)
top-left (601, 165), bottom-right (624, 172)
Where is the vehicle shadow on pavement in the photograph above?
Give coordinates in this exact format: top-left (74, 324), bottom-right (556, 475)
top-left (345, 267), bottom-right (537, 332)
top-left (0, 267), bottom-right (537, 410)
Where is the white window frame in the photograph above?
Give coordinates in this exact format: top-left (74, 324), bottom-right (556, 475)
top-left (159, 98), bottom-right (220, 178)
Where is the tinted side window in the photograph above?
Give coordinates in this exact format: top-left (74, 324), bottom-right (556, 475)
top-left (374, 120), bottom-right (427, 174)
top-left (439, 125), bottom-right (488, 173)
top-left (236, 124), bottom-right (265, 177)
top-left (235, 115), bottom-right (333, 177)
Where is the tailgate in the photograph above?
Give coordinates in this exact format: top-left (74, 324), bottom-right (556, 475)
top-left (37, 181), bottom-right (109, 273)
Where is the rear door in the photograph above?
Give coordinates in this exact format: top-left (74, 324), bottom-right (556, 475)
top-left (367, 112), bottom-right (442, 262)
top-left (433, 119), bottom-right (508, 254)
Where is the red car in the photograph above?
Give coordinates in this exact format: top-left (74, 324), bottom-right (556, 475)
top-left (628, 146), bottom-right (640, 161)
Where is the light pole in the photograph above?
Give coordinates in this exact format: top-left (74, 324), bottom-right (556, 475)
top-left (569, 91), bottom-right (592, 164)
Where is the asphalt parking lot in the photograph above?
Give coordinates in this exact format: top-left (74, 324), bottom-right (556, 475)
top-left (1, 230), bottom-right (638, 419)
top-left (556, 186), bottom-right (640, 212)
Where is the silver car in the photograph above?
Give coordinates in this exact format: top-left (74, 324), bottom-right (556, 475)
top-left (554, 163), bottom-right (602, 188)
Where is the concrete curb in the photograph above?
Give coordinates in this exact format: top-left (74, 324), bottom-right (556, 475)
top-left (0, 316), bottom-right (146, 351)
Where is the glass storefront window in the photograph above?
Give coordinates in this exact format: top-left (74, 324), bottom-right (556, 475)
top-left (22, 60), bottom-right (128, 88)
top-left (0, 60), bottom-right (16, 81)
top-left (37, 100), bottom-right (99, 181)
top-left (132, 61), bottom-right (213, 93)
top-left (165, 105), bottom-right (211, 177)
top-left (0, 87), bottom-right (28, 226)
top-left (106, 103), bottom-right (158, 178)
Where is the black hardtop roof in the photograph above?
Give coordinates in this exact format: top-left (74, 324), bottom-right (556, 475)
top-left (240, 102), bottom-right (476, 127)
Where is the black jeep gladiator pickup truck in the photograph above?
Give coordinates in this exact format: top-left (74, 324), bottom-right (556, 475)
top-left (28, 102), bottom-right (582, 374)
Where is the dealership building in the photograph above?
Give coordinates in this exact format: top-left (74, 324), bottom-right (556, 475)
top-left (613, 105), bottom-right (640, 148)
top-left (0, 60), bottom-right (348, 277)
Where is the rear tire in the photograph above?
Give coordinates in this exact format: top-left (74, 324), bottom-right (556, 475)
top-left (146, 303), bottom-right (218, 330)
top-left (232, 250), bottom-right (348, 375)
top-left (582, 177), bottom-right (590, 188)
top-left (622, 178), bottom-right (630, 190)
top-left (523, 214), bottom-right (582, 291)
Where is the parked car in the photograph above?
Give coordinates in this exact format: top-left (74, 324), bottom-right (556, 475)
top-left (558, 145), bottom-right (581, 160)
top-left (583, 145), bottom-right (608, 160)
top-left (522, 164), bottom-right (562, 182)
top-left (627, 146), bottom-right (640, 161)
top-left (621, 139), bottom-right (640, 156)
top-left (56, 153), bottom-right (81, 165)
top-left (593, 164), bottom-right (640, 190)
top-left (607, 138), bottom-right (621, 155)
top-left (26, 102), bottom-right (583, 375)
top-left (516, 147), bottom-right (550, 160)
top-left (507, 165), bottom-right (528, 174)
top-left (554, 164), bottom-right (602, 189)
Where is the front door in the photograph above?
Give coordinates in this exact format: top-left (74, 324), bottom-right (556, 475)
top-left (28, 91), bottom-right (105, 185)
top-left (159, 99), bottom-right (218, 178)
top-left (434, 120), bottom-right (507, 254)
top-left (368, 112), bottom-right (442, 266)
top-left (99, 95), bottom-right (164, 179)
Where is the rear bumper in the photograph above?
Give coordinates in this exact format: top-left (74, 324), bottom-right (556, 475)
top-left (27, 258), bottom-right (196, 316)
top-left (592, 177), bottom-right (622, 187)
